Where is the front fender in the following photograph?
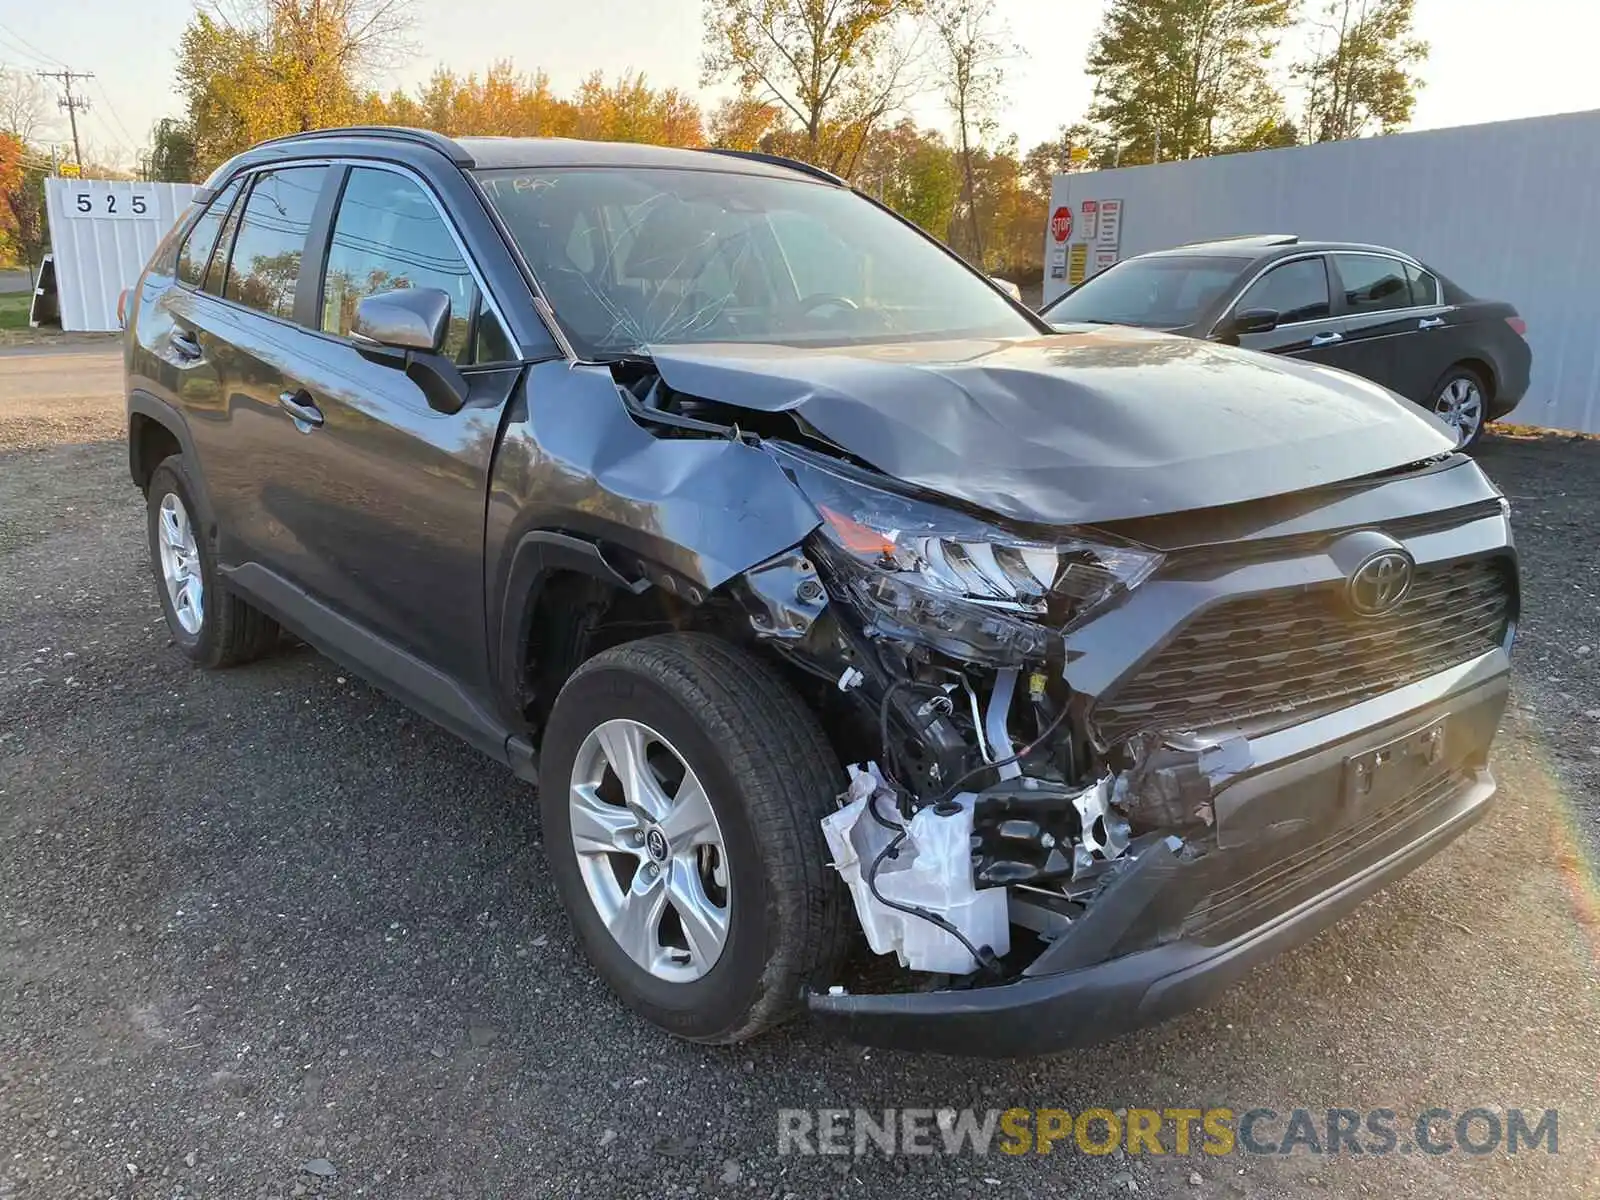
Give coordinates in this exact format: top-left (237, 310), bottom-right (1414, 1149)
top-left (482, 360), bottom-right (823, 724)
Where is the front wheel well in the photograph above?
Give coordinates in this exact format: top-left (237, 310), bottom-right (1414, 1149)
top-left (1443, 358), bottom-right (1496, 401)
top-left (130, 412), bottom-right (182, 492)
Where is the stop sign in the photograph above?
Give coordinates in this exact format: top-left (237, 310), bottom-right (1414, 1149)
top-left (1051, 206), bottom-right (1073, 242)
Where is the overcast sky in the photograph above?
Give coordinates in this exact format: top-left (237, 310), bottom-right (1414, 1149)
top-left (4, 0), bottom-right (1596, 168)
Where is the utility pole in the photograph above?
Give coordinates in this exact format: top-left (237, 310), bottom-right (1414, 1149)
top-left (37, 68), bottom-right (94, 168)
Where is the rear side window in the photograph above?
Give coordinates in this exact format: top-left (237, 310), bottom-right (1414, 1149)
top-left (1334, 254), bottom-right (1412, 314)
top-left (1235, 257), bottom-right (1331, 324)
top-left (176, 179), bottom-right (243, 288)
top-left (1405, 263), bottom-right (1439, 306)
top-left (223, 166), bottom-right (329, 321)
top-left (319, 167), bottom-right (502, 364)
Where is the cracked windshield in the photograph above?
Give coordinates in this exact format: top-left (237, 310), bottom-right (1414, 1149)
top-left (477, 167), bottom-right (1034, 356)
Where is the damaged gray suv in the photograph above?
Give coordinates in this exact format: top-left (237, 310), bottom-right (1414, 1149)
top-left (125, 128), bottom-right (1517, 1056)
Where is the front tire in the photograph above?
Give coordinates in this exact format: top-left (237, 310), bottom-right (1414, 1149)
top-left (1428, 364), bottom-right (1490, 450)
top-left (539, 634), bottom-right (850, 1043)
top-left (145, 456), bottom-right (279, 668)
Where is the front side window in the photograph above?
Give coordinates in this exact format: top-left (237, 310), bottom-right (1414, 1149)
top-left (320, 167), bottom-right (492, 364)
top-left (223, 166), bottom-right (329, 320)
top-left (1042, 256), bottom-right (1250, 329)
top-left (476, 166), bottom-right (1037, 357)
top-left (1334, 254), bottom-right (1413, 314)
top-left (177, 179), bottom-right (243, 288)
top-left (1235, 257), bottom-right (1331, 325)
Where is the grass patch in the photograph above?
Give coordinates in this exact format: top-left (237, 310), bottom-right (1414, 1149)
top-left (0, 290), bottom-right (32, 331)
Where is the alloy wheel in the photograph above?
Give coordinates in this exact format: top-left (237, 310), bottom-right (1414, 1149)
top-left (156, 492), bottom-right (204, 635)
top-left (1433, 377), bottom-right (1484, 448)
top-left (568, 718), bottom-right (731, 982)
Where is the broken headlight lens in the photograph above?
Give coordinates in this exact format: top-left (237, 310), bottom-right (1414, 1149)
top-left (780, 450), bottom-right (1162, 663)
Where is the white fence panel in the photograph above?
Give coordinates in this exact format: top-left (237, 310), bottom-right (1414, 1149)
top-left (1045, 109), bottom-right (1600, 434)
top-left (44, 179), bottom-right (198, 332)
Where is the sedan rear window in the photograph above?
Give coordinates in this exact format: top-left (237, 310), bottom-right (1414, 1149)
top-left (1042, 256), bottom-right (1249, 328)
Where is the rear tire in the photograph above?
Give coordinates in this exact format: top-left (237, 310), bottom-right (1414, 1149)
top-left (539, 634), bottom-right (850, 1043)
top-left (146, 456), bottom-right (279, 668)
top-left (1427, 364), bottom-right (1490, 450)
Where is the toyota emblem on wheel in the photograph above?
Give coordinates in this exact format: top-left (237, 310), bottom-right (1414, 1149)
top-left (1347, 550), bottom-right (1415, 616)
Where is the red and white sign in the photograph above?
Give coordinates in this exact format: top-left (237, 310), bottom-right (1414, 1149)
top-left (1080, 199), bottom-right (1099, 242)
top-left (1097, 199), bottom-right (1123, 248)
top-left (1050, 206), bottom-right (1073, 242)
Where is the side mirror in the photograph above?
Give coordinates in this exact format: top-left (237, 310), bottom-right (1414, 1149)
top-left (351, 287), bottom-right (468, 416)
top-left (1227, 307), bottom-right (1281, 337)
top-left (353, 287), bottom-right (451, 353)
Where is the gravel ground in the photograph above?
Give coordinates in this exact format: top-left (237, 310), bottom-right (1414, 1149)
top-left (1, 347), bottom-right (1596, 1199)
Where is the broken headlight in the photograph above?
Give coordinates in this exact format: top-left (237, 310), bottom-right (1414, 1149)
top-left (781, 450), bottom-right (1162, 663)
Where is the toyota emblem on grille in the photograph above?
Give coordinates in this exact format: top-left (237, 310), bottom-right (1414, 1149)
top-left (1347, 550), bottom-right (1414, 616)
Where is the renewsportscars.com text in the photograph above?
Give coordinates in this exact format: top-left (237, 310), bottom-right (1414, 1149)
top-left (777, 1107), bottom-right (1559, 1158)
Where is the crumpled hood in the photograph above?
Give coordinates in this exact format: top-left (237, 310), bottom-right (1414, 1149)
top-left (646, 326), bottom-right (1456, 526)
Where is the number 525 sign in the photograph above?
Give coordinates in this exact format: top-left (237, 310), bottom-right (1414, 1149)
top-left (69, 189), bottom-right (154, 220)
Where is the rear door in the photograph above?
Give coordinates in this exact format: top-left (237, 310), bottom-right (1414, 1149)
top-left (1385, 262), bottom-right (1471, 402)
top-left (1227, 255), bottom-right (1353, 368)
top-left (261, 162), bottom-right (521, 685)
top-left (1325, 252), bottom-right (1434, 392)
top-left (163, 164), bottom-right (334, 570)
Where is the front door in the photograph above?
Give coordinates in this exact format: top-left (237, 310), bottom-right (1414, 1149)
top-left (260, 164), bottom-right (522, 687)
top-left (1228, 255), bottom-right (1353, 370)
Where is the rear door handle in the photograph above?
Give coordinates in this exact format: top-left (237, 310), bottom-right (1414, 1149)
top-left (277, 389), bottom-right (324, 428)
top-left (1419, 317), bottom-right (1446, 330)
top-left (169, 329), bottom-right (203, 360)
top-left (1310, 331), bottom-right (1344, 346)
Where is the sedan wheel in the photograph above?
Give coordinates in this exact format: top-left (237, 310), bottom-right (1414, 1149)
top-left (569, 718), bottom-right (731, 982)
top-left (1431, 369), bottom-right (1487, 449)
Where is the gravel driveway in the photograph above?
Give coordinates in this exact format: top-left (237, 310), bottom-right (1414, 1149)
top-left (1, 347), bottom-right (1596, 1199)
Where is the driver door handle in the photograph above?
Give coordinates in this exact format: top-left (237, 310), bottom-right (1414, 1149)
top-left (169, 329), bottom-right (203, 360)
top-left (278, 389), bottom-right (324, 428)
top-left (1310, 331), bottom-right (1344, 346)
top-left (1419, 316), bottom-right (1446, 330)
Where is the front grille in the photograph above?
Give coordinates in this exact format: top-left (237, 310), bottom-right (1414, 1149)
top-left (1182, 771), bottom-right (1463, 942)
top-left (1093, 557), bottom-right (1513, 742)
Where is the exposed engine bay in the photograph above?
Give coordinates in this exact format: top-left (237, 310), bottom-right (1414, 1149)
top-left (598, 354), bottom-right (1512, 997)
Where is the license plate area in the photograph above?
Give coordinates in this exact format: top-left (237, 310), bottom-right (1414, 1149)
top-left (1342, 717), bottom-right (1447, 812)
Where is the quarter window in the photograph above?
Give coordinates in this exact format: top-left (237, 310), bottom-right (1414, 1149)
top-left (320, 167), bottom-right (503, 364)
top-left (176, 179), bottom-right (243, 288)
top-left (223, 167), bottom-right (329, 320)
top-left (1235, 258), bottom-right (1331, 324)
top-left (1334, 254), bottom-right (1413, 314)
top-left (1405, 263), bottom-right (1440, 306)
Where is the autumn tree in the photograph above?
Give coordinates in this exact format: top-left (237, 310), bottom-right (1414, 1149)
top-left (701, 0), bottom-right (923, 175)
top-left (855, 118), bottom-right (960, 236)
top-left (175, 0), bottom-right (414, 174)
top-left (1086, 0), bottom-right (1294, 164)
top-left (0, 68), bottom-right (49, 144)
top-left (148, 118), bottom-right (198, 182)
top-left (932, 0), bottom-right (1007, 260)
top-left (1296, 0), bottom-right (1427, 141)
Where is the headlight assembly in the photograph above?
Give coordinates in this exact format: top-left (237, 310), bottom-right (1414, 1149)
top-left (775, 448), bottom-right (1162, 664)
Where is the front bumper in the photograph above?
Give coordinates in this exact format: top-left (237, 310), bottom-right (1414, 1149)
top-left (808, 649), bottom-right (1509, 1057)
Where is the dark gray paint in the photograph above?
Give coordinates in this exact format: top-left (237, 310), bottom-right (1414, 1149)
top-left (647, 328), bottom-right (1454, 526)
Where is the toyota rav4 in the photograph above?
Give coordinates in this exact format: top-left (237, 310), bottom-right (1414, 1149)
top-left (124, 128), bottom-right (1517, 1056)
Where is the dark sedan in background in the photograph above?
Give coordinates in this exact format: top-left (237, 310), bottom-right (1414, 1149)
top-left (1040, 235), bottom-right (1531, 448)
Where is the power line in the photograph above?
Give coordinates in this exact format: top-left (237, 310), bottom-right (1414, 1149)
top-left (0, 20), bottom-right (64, 68)
top-left (37, 67), bottom-right (92, 167)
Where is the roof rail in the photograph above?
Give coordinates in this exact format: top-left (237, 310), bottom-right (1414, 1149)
top-left (251, 126), bottom-right (475, 167)
top-left (699, 148), bottom-right (846, 186)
